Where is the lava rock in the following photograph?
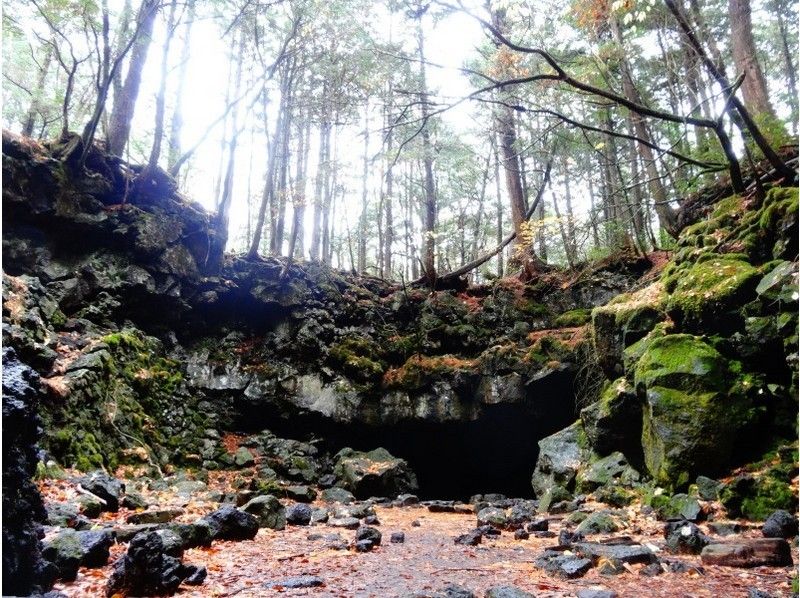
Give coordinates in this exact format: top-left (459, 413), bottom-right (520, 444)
top-left (391, 532), bottom-right (405, 543)
top-left (454, 530), bottom-right (482, 546)
top-left (265, 575), bottom-right (324, 589)
top-left (321, 487), bottom-right (356, 504)
top-left (199, 506), bottom-right (258, 540)
top-left (77, 471), bottom-right (124, 512)
top-left (396, 494), bottom-right (419, 506)
top-left (526, 519), bottom-right (549, 532)
top-left (476, 507), bottom-right (508, 529)
top-left (485, 586), bottom-right (535, 598)
top-left (181, 564), bottom-right (207, 585)
top-left (354, 540), bottom-right (374, 552)
top-left (708, 521), bottom-right (744, 536)
top-left (664, 520), bottom-right (709, 554)
top-left (658, 494), bottom-right (703, 521)
top-left (762, 510), bottom-right (798, 539)
top-left (328, 517), bottom-right (361, 530)
top-left (285, 503), bottom-right (313, 526)
top-left (355, 525), bottom-right (382, 548)
top-left (77, 530), bottom-right (113, 567)
top-left (2, 346), bottom-right (52, 596)
top-left (364, 515), bottom-right (380, 525)
top-left (575, 511), bottom-right (620, 535)
top-left (577, 590), bottom-right (618, 598)
top-left (696, 476), bottom-right (723, 500)
top-left (242, 495), bottom-right (286, 530)
top-left (574, 542), bottom-right (657, 565)
top-left (639, 562), bottom-right (664, 576)
top-left (127, 508), bottom-right (184, 525)
top-left (42, 530), bottom-right (84, 581)
top-left (514, 529), bottom-right (529, 540)
top-left (122, 492), bottom-right (149, 510)
top-left (163, 522), bottom-right (212, 549)
top-left (333, 447), bottom-right (418, 499)
top-left (700, 538), bottom-right (793, 567)
top-left (533, 550), bottom-right (592, 579)
top-left (106, 531), bottom-right (195, 596)
top-left (558, 529), bottom-right (585, 546)
top-left (285, 485), bottom-right (317, 502)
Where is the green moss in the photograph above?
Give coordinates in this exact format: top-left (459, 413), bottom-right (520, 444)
top-left (666, 258), bottom-right (759, 324)
top-left (524, 336), bottom-right (572, 366)
top-left (50, 309), bottom-right (67, 328)
top-left (383, 354), bottom-right (477, 391)
top-left (102, 330), bottom-right (146, 351)
top-left (634, 334), bottom-right (728, 393)
top-left (554, 308), bottom-right (591, 327)
top-left (328, 336), bottom-right (386, 382)
top-left (515, 299), bottom-right (550, 317)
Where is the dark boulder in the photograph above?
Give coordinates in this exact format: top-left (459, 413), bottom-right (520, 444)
top-left (77, 530), bottom-right (114, 567)
top-left (355, 525), bottom-right (382, 548)
top-left (42, 530), bottom-right (84, 582)
top-left (664, 520), bottom-right (709, 554)
top-left (333, 447), bottom-right (418, 499)
top-left (2, 346), bottom-right (52, 596)
top-left (77, 471), bottom-right (124, 512)
top-left (762, 510), bottom-right (798, 539)
top-left (199, 506), bottom-right (258, 541)
top-left (285, 503), bottom-right (313, 526)
top-left (106, 531), bottom-right (196, 597)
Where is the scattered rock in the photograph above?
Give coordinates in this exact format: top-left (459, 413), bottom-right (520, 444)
top-left (328, 517), bottom-right (361, 530)
top-left (696, 476), bottom-right (722, 500)
top-left (120, 492), bottom-right (150, 511)
top-left (265, 575), bottom-right (324, 589)
top-left (639, 562), bottom-right (664, 576)
top-left (333, 447), bottom-right (418, 499)
top-left (513, 529), bottom-right (529, 540)
top-left (76, 530), bottom-right (113, 568)
top-left (106, 531), bottom-right (201, 596)
top-left (762, 510), bottom-right (798, 539)
top-left (708, 521), bottom-right (744, 536)
top-left (658, 493), bottom-right (703, 521)
top-left (577, 590), bottom-right (618, 598)
top-left (355, 525), bottom-right (382, 548)
top-left (396, 494), bottom-right (419, 506)
top-left (390, 532), bottom-right (405, 543)
top-left (285, 485), bottom-right (317, 502)
top-left (233, 447), bottom-right (255, 467)
top-left (199, 506), bottom-right (258, 541)
top-left (558, 529), bottom-right (585, 546)
top-left (574, 542), bottom-right (657, 565)
top-left (526, 519), bottom-right (549, 532)
top-left (285, 503), bottom-right (313, 526)
top-left (454, 530), bottom-right (482, 546)
top-left (127, 508), bottom-right (184, 525)
top-left (533, 550), bottom-right (592, 579)
top-left (575, 511), bottom-right (620, 535)
top-left (241, 495), bottom-right (286, 530)
top-left (42, 530), bottom-right (84, 581)
top-left (476, 507), bottom-right (508, 529)
top-left (485, 586), bottom-right (535, 598)
top-left (700, 538), bottom-right (793, 567)
top-left (77, 471), bottom-right (123, 512)
top-left (354, 540), bottom-right (374, 552)
top-left (664, 520), bottom-right (709, 554)
top-left (321, 487), bottom-right (356, 504)
top-left (75, 495), bottom-right (104, 518)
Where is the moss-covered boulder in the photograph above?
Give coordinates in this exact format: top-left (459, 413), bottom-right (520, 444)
top-left (580, 378), bottom-right (642, 459)
top-left (531, 421), bottom-right (593, 507)
top-left (591, 282), bottom-right (666, 375)
top-left (635, 335), bottom-right (756, 487)
top-left (665, 257), bottom-right (759, 328)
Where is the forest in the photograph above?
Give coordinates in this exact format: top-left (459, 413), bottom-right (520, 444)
top-left (2, 0), bottom-right (799, 597)
top-left (4, 0), bottom-right (796, 281)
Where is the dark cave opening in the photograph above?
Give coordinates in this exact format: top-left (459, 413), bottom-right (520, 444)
top-left (233, 368), bottom-right (579, 500)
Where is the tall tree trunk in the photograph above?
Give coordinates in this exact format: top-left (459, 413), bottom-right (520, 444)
top-left (610, 17), bottom-right (679, 238)
top-left (322, 124), bottom-right (338, 264)
top-left (493, 136), bottom-right (505, 275)
top-left (147, 0), bottom-right (177, 170)
top-left (728, 0), bottom-right (778, 121)
top-left (310, 117), bottom-right (330, 261)
top-left (22, 43), bottom-right (53, 137)
top-left (358, 100), bottom-right (369, 272)
top-left (208, 31), bottom-right (244, 269)
top-left (775, 5), bottom-right (798, 134)
top-left (416, 17), bottom-right (436, 282)
top-left (107, 0), bottom-right (158, 156)
top-left (167, 0), bottom-right (196, 172)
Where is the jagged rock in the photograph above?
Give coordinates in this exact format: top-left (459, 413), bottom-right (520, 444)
top-left (696, 476), bottom-right (723, 500)
top-left (241, 495), bottom-right (286, 530)
top-left (531, 421), bottom-right (591, 509)
top-left (658, 494), bottom-right (703, 521)
top-left (77, 530), bottom-right (113, 567)
top-left (285, 503), bottom-right (313, 526)
top-left (533, 550), bottom-right (592, 579)
top-left (199, 506), bottom-right (258, 541)
top-left (2, 346), bottom-right (52, 596)
top-left (664, 520), bottom-right (709, 554)
top-left (46, 502), bottom-right (89, 529)
top-left (762, 510), bottom-right (798, 538)
top-left (484, 586), bottom-right (535, 598)
top-left (575, 511), bottom-right (620, 535)
top-left (328, 517), bottom-right (361, 530)
top-left (476, 507), bottom-right (508, 529)
top-left (164, 522), bottom-right (212, 549)
top-left (708, 521), bottom-right (744, 536)
top-left (77, 471), bottom-right (124, 512)
top-left (700, 538), bottom-right (793, 567)
top-left (42, 530), bottom-right (84, 581)
top-left (122, 491), bottom-right (150, 510)
top-left (322, 487), bottom-right (356, 504)
top-left (155, 529), bottom-right (185, 558)
top-left (390, 532), bottom-right (405, 543)
top-left (265, 576), bottom-right (324, 589)
top-left (127, 508), bottom-right (184, 525)
top-left (355, 525), bottom-right (382, 548)
top-left (106, 531), bottom-right (199, 596)
top-left (285, 485), bottom-right (317, 502)
top-left (233, 447), bottom-right (255, 467)
top-left (454, 530), bottom-right (482, 546)
top-left (581, 378), bottom-right (643, 457)
top-left (574, 542), bottom-right (657, 565)
top-left (333, 447), bottom-right (418, 499)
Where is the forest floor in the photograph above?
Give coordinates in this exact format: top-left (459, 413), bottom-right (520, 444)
top-left (41, 473), bottom-right (797, 598)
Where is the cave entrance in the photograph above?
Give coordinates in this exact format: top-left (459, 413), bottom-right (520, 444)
top-left (239, 368), bottom-right (579, 500)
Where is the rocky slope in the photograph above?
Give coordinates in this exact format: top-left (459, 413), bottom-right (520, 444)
top-left (2, 131), bottom-right (798, 595)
